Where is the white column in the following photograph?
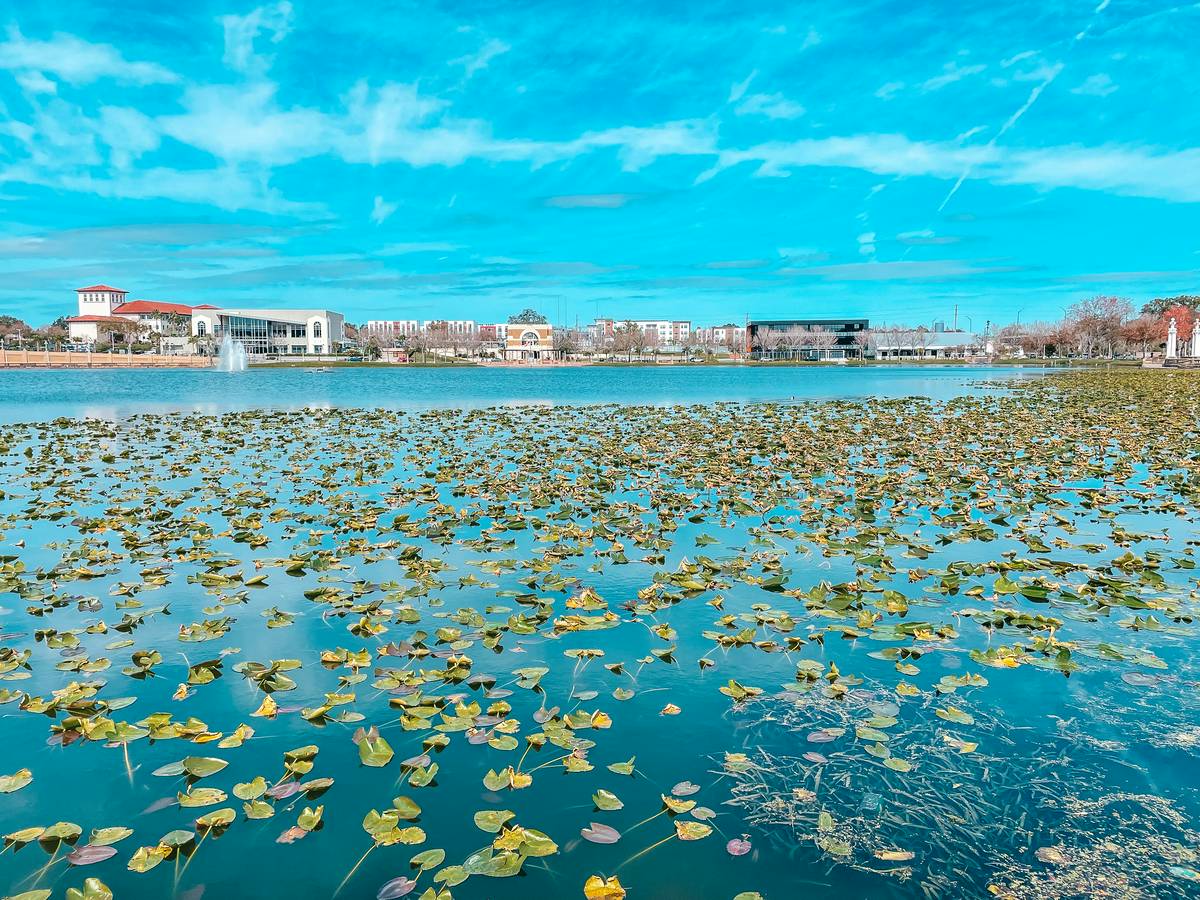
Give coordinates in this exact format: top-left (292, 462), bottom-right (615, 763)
top-left (1192, 320), bottom-right (1200, 358)
top-left (1166, 318), bottom-right (1178, 359)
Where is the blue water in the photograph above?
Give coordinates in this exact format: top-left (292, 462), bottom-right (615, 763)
top-left (1, 366), bottom-right (1195, 900)
top-left (0, 365), bottom-right (1051, 422)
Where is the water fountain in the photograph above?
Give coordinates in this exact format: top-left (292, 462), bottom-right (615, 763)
top-left (214, 333), bottom-right (249, 372)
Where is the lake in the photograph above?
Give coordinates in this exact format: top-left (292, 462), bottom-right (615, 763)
top-left (0, 367), bottom-right (1197, 900)
top-left (0, 364), bottom-right (1051, 422)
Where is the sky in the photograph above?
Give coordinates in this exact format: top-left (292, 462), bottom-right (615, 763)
top-left (1, 0), bottom-right (1198, 329)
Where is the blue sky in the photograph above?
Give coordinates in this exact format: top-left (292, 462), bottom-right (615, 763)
top-left (1, 0), bottom-right (1198, 328)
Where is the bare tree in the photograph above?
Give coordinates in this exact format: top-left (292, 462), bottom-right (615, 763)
top-left (804, 326), bottom-right (838, 359)
top-left (1064, 295), bottom-right (1133, 358)
top-left (851, 330), bottom-right (871, 360)
top-left (553, 328), bottom-right (580, 360)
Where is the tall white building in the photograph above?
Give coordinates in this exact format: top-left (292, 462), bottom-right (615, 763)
top-left (66, 284), bottom-right (199, 347)
top-left (74, 284), bottom-right (128, 317)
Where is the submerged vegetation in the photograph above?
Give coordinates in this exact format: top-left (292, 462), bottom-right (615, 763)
top-left (0, 370), bottom-right (1198, 898)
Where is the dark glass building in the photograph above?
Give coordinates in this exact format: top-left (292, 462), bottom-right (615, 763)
top-left (747, 318), bottom-right (870, 359)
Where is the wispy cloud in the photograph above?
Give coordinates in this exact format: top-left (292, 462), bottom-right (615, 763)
top-left (735, 93), bottom-right (805, 120)
top-left (920, 61), bottom-right (986, 92)
top-left (782, 259), bottom-right (1021, 281)
top-left (220, 1), bottom-right (294, 76)
top-left (0, 27), bottom-right (178, 85)
top-left (450, 38), bottom-right (510, 79)
top-left (377, 242), bottom-right (462, 255)
top-left (1071, 73), bottom-right (1117, 96)
top-left (370, 195), bottom-right (398, 224)
top-left (700, 134), bottom-right (1200, 203)
top-left (897, 229), bottom-right (962, 246)
top-left (544, 194), bottom-right (641, 209)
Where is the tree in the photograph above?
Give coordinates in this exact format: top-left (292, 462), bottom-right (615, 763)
top-left (508, 308), bottom-right (548, 325)
top-left (553, 328), bottom-right (580, 359)
top-left (803, 326), bottom-right (838, 359)
top-left (1121, 315), bottom-right (1159, 359)
top-left (1064, 295), bottom-right (1132, 358)
top-left (0, 316), bottom-right (30, 341)
top-left (1156, 304), bottom-right (1196, 349)
top-left (722, 330), bottom-right (744, 357)
top-left (1141, 295), bottom-right (1200, 318)
top-left (851, 330), bottom-right (871, 359)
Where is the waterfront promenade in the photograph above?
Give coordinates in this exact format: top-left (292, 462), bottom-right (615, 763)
top-left (0, 347), bottom-right (210, 368)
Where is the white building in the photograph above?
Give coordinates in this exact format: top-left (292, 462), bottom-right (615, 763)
top-left (588, 317), bottom-right (692, 347)
top-left (365, 320), bottom-right (422, 341)
top-left (867, 330), bottom-right (987, 359)
top-left (432, 319), bottom-right (476, 336)
top-left (66, 284), bottom-right (200, 348)
top-left (191, 308), bottom-right (345, 357)
top-left (694, 323), bottom-right (747, 348)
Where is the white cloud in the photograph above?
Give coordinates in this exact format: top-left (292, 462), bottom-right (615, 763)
top-left (1001, 50), bottom-right (1037, 67)
top-left (857, 232), bottom-right (877, 256)
top-left (450, 38), bottom-right (510, 79)
top-left (783, 260), bottom-right (1015, 281)
top-left (1071, 73), bottom-right (1117, 97)
top-left (0, 27), bottom-right (178, 86)
top-left (921, 61), bottom-right (987, 92)
top-left (160, 83), bottom-right (331, 166)
top-left (875, 81), bottom-right (904, 100)
top-left (98, 107), bottom-right (160, 169)
top-left (220, 1), bottom-right (294, 76)
top-left (379, 242), bottom-right (461, 255)
top-left (698, 133), bottom-right (1200, 203)
top-left (15, 70), bottom-right (56, 95)
top-left (370, 195), bottom-right (398, 224)
top-left (3, 162), bottom-right (316, 214)
top-left (545, 194), bottom-right (639, 208)
top-left (799, 28), bottom-right (822, 51)
top-left (735, 93), bottom-right (805, 120)
top-left (728, 71), bottom-right (757, 103)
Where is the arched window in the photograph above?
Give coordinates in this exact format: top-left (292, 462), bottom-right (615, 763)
top-left (313, 321), bottom-right (322, 338)
top-left (197, 321), bottom-right (207, 337)
top-left (521, 330), bottom-right (539, 346)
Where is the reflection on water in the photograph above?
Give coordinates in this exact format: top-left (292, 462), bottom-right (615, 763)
top-left (0, 365), bottom-right (1053, 422)
top-left (0, 369), bottom-right (1193, 900)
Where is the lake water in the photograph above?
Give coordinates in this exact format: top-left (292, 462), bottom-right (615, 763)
top-left (0, 365), bottom-right (1052, 422)
top-left (1, 367), bottom-right (1197, 900)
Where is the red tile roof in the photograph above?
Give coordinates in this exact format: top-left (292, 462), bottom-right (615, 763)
top-left (194, 304), bottom-right (220, 309)
top-left (75, 285), bottom-right (126, 293)
top-left (113, 299), bottom-right (194, 315)
top-left (66, 315), bottom-right (129, 323)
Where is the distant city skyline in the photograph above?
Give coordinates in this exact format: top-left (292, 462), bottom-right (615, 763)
top-left (1, 1), bottom-right (1197, 327)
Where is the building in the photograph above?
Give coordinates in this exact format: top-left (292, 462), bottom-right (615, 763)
top-left (191, 308), bottom-right (345, 357)
top-left (430, 320), bottom-right (476, 337)
top-left (588, 318), bottom-right (692, 348)
top-left (66, 285), bottom-right (202, 348)
top-left (365, 320), bottom-right (421, 341)
top-left (747, 318), bottom-right (870, 359)
top-left (694, 323), bottom-right (747, 350)
top-left (867, 329), bottom-right (989, 359)
top-left (503, 322), bottom-right (554, 361)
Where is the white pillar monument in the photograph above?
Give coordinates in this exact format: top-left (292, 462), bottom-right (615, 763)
top-left (1192, 319), bottom-right (1200, 358)
top-left (1166, 317), bottom-right (1178, 359)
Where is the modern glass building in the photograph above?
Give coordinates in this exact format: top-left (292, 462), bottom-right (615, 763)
top-left (746, 318), bottom-right (870, 359)
top-left (191, 308), bottom-right (345, 357)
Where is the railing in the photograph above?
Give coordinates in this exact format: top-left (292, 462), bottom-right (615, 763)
top-left (0, 348), bottom-right (212, 368)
